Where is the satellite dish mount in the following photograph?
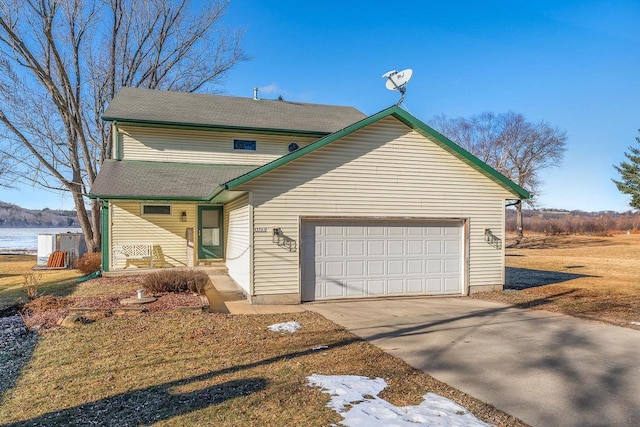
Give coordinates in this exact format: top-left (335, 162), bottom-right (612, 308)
top-left (382, 68), bottom-right (413, 106)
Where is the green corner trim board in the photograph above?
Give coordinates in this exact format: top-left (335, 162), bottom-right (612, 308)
top-left (222, 106), bottom-right (531, 199)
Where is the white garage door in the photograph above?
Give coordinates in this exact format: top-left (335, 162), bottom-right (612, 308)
top-left (301, 220), bottom-right (464, 301)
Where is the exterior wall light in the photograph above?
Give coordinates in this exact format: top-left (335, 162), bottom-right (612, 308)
top-left (181, 211), bottom-right (187, 222)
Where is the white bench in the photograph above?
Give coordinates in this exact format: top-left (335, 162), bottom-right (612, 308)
top-left (113, 242), bottom-right (154, 268)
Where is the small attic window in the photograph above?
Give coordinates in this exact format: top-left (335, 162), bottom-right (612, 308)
top-left (233, 139), bottom-right (257, 151)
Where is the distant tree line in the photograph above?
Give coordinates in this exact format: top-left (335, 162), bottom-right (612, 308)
top-left (0, 201), bottom-right (78, 227)
top-left (506, 209), bottom-right (640, 236)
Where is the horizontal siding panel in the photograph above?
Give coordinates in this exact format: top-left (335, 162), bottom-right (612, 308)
top-left (110, 202), bottom-right (197, 269)
top-left (242, 117), bottom-right (513, 296)
top-left (120, 126), bottom-right (316, 165)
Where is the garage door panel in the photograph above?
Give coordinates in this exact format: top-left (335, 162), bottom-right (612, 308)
top-left (347, 241), bottom-right (364, 256)
top-left (368, 280), bottom-right (385, 295)
top-left (346, 260), bottom-right (364, 276)
top-left (368, 240), bottom-right (385, 255)
top-left (427, 227), bottom-right (443, 236)
top-left (445, 240), bottom-right (460, 254)
top-left (347, 226), bottom-right (365, 236)
top-left (426, 259), bottom-right (442, 273)
top-left (326, 227), bottom-right (344, 236)
top-left (407, 240), bottom-right (424, 254)
top-left (346, 280), bottom-right (365, 297)
top-left (368, 227), bottom-right (385, 236)
top-left (387, 227), bottom-right (404, 236)
top-left (427, 278), bottom-right (443, 292)
top-left (325, 261), bottom-right (344, 276)
top-left (388, 279), bottom-right (404, 294)
top-left (326, 281), bottom-right (346, 297)
top-left (387, 259), bottom-right (404, 275)
top-left (407, 259), bottom-right (423, 274)
top-left (407, 226), bottom-right (424, 236)
top-left (302, 221), bottom-right (463, 301)
top-left (368, 260), bottom-right (384, 275)
top-left (445, 227), bottom-right (461, 236)
top-left (326, 241), bottom-right (344, 256)
top-left (388, 240), bottom-right (405, 255)
top-left (444, 258), bottom-right (460, 273)
top-left (445, 277), bottom-right (461, 292)
top-left (427, 240), bottom-right (442, 254)
top-left (407, 278), bottom-right (424, 293)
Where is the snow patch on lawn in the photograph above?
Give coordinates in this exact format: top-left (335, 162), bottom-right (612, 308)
top-left (631, 322), bottom-right (640, 326)
top-left (307, 374), bottom-right (492, 427)
top-left (267, 321), bottom-right (301, 333)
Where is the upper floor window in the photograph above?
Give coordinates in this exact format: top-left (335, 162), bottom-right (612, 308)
top-left (233, 139), bottom-right (257, 151)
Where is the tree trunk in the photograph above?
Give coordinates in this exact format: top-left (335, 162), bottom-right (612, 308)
top-left (91, 199), bottom-right (102, 253)
top-left (515, 200), bottom-right (524, 243)
top-left (71, 189), bottom-right (98, 253)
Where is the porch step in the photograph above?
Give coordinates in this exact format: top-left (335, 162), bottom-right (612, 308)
top-left (197, 262), bottom-right (228, 275)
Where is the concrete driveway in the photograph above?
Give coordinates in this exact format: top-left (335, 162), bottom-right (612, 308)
top-left (307, 297), bottom-right (640, 427)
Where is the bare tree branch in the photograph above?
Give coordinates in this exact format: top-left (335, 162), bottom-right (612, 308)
top-left (430, 111), bottom-right (567, 240)
top-left (0, 0), bottom-right (248, 251)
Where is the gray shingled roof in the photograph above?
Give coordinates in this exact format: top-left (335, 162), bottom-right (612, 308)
top-left (90, 160), bottom-right (259, 199)
top-left (102, 87), bottom-right (367, 134)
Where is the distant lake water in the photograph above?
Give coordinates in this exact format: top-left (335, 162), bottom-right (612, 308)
top-left (0, 227), bottom-right (83, 254)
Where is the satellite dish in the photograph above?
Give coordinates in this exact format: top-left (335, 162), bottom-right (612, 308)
top-left (382, 68), bottom-right (413, 105)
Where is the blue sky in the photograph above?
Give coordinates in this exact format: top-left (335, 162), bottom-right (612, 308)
top-left (3, 0), bottom-right (639, 212)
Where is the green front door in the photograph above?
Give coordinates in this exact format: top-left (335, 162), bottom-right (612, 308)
top-left (198, 206), bottom-right (223, 259)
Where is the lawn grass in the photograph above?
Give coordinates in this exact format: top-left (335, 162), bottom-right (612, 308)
top-left (473, 234), bottom-right (640, 328)
top-left (0, 255), bottom-right (82, 310)
top-left (0, 311), bottom-right (524, 426)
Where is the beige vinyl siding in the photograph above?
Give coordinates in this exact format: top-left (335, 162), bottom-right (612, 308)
top-left (237, 116), bottom-right (514, 297)
top-left (110, 201), bottom-right (197, 269)
top-left (119, 125), bottom-right (316, 165)
top-left (224, 194), bottom-right (251, 293)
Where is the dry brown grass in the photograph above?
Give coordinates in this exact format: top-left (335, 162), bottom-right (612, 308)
top-left (1, 258), bottom-right (526, 426)
top-left (0, 255), bottom-right (81, 309)
top-left (473, 234), bottom-right (640, 328)
top-left (0, 311), bottom-right (524, 426)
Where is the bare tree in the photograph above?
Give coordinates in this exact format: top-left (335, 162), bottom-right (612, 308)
top-left (431, 112), bottom-right (567, 241)
top-left (0, 0), bottom-right (247, 252)
top-left (0, 150), bottom-right (14, 187)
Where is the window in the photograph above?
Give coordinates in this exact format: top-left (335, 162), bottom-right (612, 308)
top-left (142, 204), bottom-right (172, 215)
top-left (233, 139), bottom-right (257, 151)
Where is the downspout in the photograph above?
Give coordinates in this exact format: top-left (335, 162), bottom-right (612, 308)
top-left (100, 199), bottom-right (110, 272)
top-left (113, 121), bottom-right (120, 160)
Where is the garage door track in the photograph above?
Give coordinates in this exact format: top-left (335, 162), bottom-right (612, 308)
top-left (307, 297), bottom-right (640, 427)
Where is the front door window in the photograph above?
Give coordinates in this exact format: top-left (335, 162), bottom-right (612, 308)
top-left (198, 206), bottom-right (223, 259)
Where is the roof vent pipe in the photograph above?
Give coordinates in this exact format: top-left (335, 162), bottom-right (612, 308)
top-left (253, 87), bottom-right (259, 100)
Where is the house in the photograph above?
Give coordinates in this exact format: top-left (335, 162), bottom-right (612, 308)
top-left (90, 87), bottom-right (530, 304)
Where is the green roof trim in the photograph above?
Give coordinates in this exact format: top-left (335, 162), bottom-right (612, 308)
top-left (102, 117), bottom-right (330, 138)
top-left (222, 105), bottom-right (531, 199)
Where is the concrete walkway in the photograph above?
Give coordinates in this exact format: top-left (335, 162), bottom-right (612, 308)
top-left (307, 297), bottom-right (640, 427)
top-left (204, 274), bottom-right (305, 315)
